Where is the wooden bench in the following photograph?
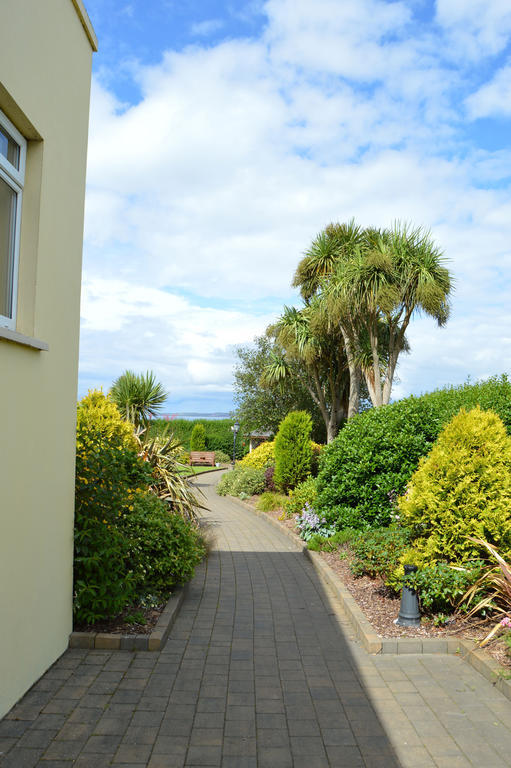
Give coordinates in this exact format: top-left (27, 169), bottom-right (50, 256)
top-left (189, 451), bottom-right (216, 466)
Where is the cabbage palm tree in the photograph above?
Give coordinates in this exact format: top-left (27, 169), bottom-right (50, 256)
top-left (110, 370), bottom-right (168, 428)
top-left (263, 302), bottom-right (349, 442)
top-left (325, 223), bottom-right (451, 406)
top-left (294, 221), bottom-right (452, 410)
top-left (293, 221), bottom-right (365, 417)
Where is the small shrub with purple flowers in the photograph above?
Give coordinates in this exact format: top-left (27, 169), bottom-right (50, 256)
top-left (296, 503), bottom-right (336, 542)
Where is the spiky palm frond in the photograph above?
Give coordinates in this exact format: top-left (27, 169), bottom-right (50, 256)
top-left (135, 426), bottom-right (204, 521)
top-left (111, 370), bottom-right (168, 428)
top-left (293, 219), bottom-right (364, 300)
top-left (260, 351), bottom-right (290, 387)
top-left (460, 538), bottom-right (511, 647)
top-left (271, 306), bottom-right (322, 363)
top-left (389, 222), bottom-right (453, 323)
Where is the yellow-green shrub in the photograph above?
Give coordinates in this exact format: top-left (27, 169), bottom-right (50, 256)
top-left (239, 440), bottom-right (275, 469)
top-left (240, 439), bottom-right (321, 474)
top-left (397, 406), bottom-right (511, 566)
top-left (74, 391), bottom-right (152, 623)
top-left (76, 390), bottom-right (138, 452)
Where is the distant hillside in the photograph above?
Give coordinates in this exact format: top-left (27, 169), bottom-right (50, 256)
top-left (160, 412), bottom-right (231, 420)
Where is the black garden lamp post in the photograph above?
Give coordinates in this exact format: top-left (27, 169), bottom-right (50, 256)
top-left (395, 564), bottom-right (421, 627)
top-left (231, 421), bottom-right (240, 466)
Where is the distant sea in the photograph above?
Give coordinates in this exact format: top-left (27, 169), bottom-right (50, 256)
top-left (158, 413), bottom-right (232, 421)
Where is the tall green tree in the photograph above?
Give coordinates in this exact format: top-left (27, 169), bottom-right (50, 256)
top-left (294, 221), bottom-right (366, 417)
top-left (110, 370), bottom-right (168, 428)
top-left (274, 410), bottom-right (313, 492)
top-left (233, 336), bottom-right (326, 442)
top-left (190, 423), bottom-right (206, 451)
top-left (264, 302), bottom-right (349, 443)
top-left (294, 221), bottom-right (452, 410)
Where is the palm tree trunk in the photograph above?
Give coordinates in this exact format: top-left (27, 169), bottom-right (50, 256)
top-left (340, 325), bottom-right (361, 418)
top-left (367, 321), bottom-right (383, 407)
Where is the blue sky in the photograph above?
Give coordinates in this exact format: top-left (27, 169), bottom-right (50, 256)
top-left (79, 0), bottom-right (511, 413)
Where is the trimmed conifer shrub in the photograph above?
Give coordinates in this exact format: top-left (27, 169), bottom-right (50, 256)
top-left (190, 422), bottom-right (206, 451)
top-left (397, 407), bottom-right (511, 565)
top-left (274, 411), bottom-right (313, 492)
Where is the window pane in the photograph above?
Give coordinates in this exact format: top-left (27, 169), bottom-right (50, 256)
top-left (0, 175), bottom-right (17, 319)
top-left (0, 125), bottom-right (20, 170)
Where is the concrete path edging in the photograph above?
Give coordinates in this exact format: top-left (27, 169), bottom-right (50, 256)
top-left (69, 584), bottom-right (188, 651)
top-left (237, 497), bottom-right (511, 702)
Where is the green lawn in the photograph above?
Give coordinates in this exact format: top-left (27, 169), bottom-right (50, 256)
top-left (180, 464), bottom-right (228, 477)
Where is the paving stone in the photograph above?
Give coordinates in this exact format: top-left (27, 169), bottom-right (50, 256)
top-left (189, 728), bottom-right (223, 746)
top-left (148, 756), bottom-right (186, 768)
top-left (185, 744), bottom-right (222, 765)
top-left (220, 758), bottom-right (257, 768)
top-left (0, 736), bottom-right (17, 755)
top-left (82, 733), bottom-right (122, 753)
top-left (0, 719), bottom-right (32, 738)
top-left (27, 715), bottom-right (67, 732)
top-left (73, 756), bottom-right (113, 768)
top-left (3, 474), bottom-right (511, 768)
top-left (42, 739), bottom-right (83, 760)
top-left (0, 746), bottom-right (44, 767)
top-left (256, 747), bottom-right (293, 767)
top-left (113, 743), bottom-right (153, 763)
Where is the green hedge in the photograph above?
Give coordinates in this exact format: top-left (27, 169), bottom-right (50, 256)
top-left (150, 418), bottom-right (246, 458)
top-left (316, 375), bottom-right (511, 530)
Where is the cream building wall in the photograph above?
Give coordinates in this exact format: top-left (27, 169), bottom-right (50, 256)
top-left (0, 0), bottom-right (96, 717)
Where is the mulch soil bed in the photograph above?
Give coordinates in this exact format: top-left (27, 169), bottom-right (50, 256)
top-left (74, 495), bottom-right (510, 668)
top-left (249, 500), bottom-right (511, 669)
top-left (74, 602), bottom-right (166, 636)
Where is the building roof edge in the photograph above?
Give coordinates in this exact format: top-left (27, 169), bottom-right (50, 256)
top-left (70, 0), bottom-right (98, 52)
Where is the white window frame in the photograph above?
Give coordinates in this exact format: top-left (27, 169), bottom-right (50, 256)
top-left (0, 109), bottom-right (26, 330)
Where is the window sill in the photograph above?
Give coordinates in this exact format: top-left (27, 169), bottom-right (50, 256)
top-left (0, 326), bottom-right (49, 350)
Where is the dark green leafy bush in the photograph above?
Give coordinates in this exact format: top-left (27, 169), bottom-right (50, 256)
top-left (405, 562), bottom-right (484, 614)
top-left (122, 491), bottom-right (205, 597)
top-left (274, 411), bottom-right (313, 492)
top-left (216, 466), bottom-right (265, 498)
top-left (316, 375), bottom-right (511, 530)
top-left (350, 526), bottom-right (411, 580)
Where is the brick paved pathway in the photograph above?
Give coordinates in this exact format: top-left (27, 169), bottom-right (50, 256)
top-left (1, 473), bottom-right (510, 767)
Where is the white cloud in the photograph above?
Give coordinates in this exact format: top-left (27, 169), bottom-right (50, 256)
top-left (79, 278), bottom-right (275, 399)
top-left (190, 19), bottom-right (224, 37)
top-left (435, 0), bottom-right (511, 60)
top-left (465, 63), bottom-right (511, 119)
top-left (81, 0), bottom-right (511, 409)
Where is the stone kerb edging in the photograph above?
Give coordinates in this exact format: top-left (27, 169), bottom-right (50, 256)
top-left (237, 499), bottom-right (511, 702)
top-left (69, 584), bottom-right (188, 652)
top-left (68, 469), bottom-right (224, 653)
